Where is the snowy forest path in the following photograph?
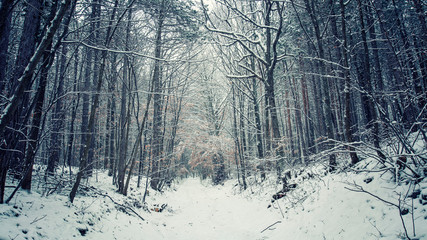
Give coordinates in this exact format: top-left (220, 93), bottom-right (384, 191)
top-left (149, 178), bottom-right (278, 239)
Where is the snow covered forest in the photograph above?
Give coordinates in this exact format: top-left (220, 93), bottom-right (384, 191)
top-left (0, 0), bottom-right (426, 239)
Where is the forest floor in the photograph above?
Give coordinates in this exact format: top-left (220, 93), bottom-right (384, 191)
top-left (1, 157), bottom-right (427, 240)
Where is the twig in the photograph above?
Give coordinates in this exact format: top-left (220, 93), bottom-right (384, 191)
top-left (344, 184), bottom-right (398, 207)
top-left (30, 214), bottom-right (47, 224)
top-left (9, 234), bottom-right (19, 240)
top-left (397, 195), bottom-right (411, 240)
top-left (261, 221), bottom-right (282, 233)
top-left (368, 219), bottom-right (383, 237)
top-left (274, 199), bottom-right (284, 218)
top-left (412, 197), bottom-right (415, 238)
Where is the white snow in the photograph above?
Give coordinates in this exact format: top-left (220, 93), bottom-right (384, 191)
top-left (1, 159), bottom-right (426, 240)
top-left (143, 178), bottom-right (277, 239)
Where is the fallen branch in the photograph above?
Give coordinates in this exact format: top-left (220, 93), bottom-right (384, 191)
top-left (261, 221), bottom-right (281, 233)
top-left (96, 192), bottom-right (145, 221)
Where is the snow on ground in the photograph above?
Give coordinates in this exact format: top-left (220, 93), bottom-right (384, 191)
top-left (266, 168), bottom-right (427, 240)
top-left (142, 178), bottom-right (277, 240)
top-left (1, 159), bottom-right (426, 240)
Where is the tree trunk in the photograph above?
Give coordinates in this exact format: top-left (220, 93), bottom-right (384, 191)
top-left (251, 68), bottom-right (265, 180)
top-left (238, 88), bottom-right (247, 190)
top-left (299, 56), bottom-right (313, 158)
top-left (88, 0), bottom-right (102, 177)
top-left (264, 1), bottom-right (285, 179)
top-left (291, 77), bottom-right (307, 164)
top-left (47, 43), bottom-right (69, 177)
top-left (341, 0), bottom-right (359, 165)
top-left (0, 0), bottom-right (14, 93)
top-left (285, 89), bottom-right (294, 163)
top-left (117, 21), bottom-right (131, 193)
top-left (21, 51), bottom-right (54, 190)
top-left (150, 2), bottom-right (165, 191)
top-left (231, 83), bottom-right (242, 186)
top-left (137, 127), bottom-right (148, 188)
top-left (365, 1), bottom-right (386, 113)
top-left (357, 0), bottom-right (385, 161)
top-left (108, 54), bottom-right (118, 177)
top-left (79, 0), bottom-right (97, 178)
top-left (4, 0), bottom-right (43, 181)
